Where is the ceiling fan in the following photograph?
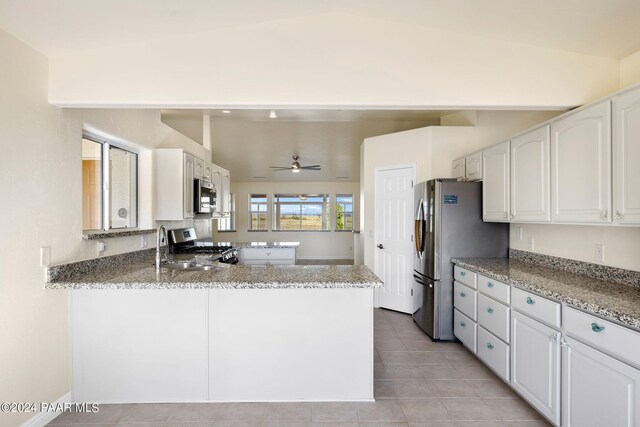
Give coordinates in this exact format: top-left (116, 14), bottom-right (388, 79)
top-left (270, 156), bottom-right (321, 173)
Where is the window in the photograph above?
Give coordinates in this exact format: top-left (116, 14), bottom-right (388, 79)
top-left (273, 194), bottom-right (330, 231)
top-left (336, 194), bottom-right (354, 231)
top-left (218, 193), bottom-right (236, 231)
top-left (82, 134), bottom-right (138, 231)
top-left (249, 194), bottom-right (268, 230)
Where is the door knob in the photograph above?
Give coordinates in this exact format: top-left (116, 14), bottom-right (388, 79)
top-left (377, 244), bottom-right (384, 249)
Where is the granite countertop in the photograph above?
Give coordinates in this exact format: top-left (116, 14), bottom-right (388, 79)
top-left (45, 256), bottom-right (381, 290)
top-left (451, 257), bottom-right (640, 330)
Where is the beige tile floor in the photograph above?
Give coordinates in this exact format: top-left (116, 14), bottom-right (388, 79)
top-left (48, 308), bottom-right (550, 426)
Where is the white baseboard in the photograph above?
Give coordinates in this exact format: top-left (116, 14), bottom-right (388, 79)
top-left (296, 256), bottom-right (354, 260)
top-left (21, 392), bottom-right (71, 427)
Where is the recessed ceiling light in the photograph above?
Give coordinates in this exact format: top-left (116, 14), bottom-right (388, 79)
top-left (222, 110), bottom-right (231, 114)
top-left (269, 110), bottom-right (277, 119)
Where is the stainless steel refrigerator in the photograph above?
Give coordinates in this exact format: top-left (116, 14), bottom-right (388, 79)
top-left (412, 179), bottom-right (508, 340)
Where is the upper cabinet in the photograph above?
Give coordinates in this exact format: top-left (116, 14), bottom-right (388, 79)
top-left (203, 162), bottom-right (213, 182)
top-left (510, 125), bottom-right (550, 222)
top-left (483, 141), bottom-right (510, 222)
top-left (211, 165), bottom-right (222, 214)
top-left (613, 88), bottom-right (640, 224)
top-left (466, 151), bottom-right (483, 181)
top-left (452, 158), bottom-right (466, 181)
top-left (154, 150), bottom-right (194, 220)
top-left (551, 101), bottom-right (612, 224)
top-left (194, 158), bottom-right (204, 180)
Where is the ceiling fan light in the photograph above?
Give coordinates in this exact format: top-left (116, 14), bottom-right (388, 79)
top-left (291, 168), bottom-right (301, 173)
top-left (269, 110), bottom-right (277, 119)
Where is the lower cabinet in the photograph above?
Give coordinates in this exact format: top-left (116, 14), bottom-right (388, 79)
top-left (511, 310), bottom-right (561, 425)
top-left (241, 247), bottom-right (296, 265)
top-left (563, 336), bottom-right (640, 427)
top-left (453, 308), bottom-right (477, 353)
top-left (477, 326), bottom-right (509, 382)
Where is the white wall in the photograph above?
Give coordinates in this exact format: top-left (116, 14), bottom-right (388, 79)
top-left (620, 50), bottom-right (640, 89)
top-left (48, 13), bottom-right (619, 109)
top-left (228, 181), bottom-right (359, 259)
top-left (0, 29), bottom-right (210, 426)
top-left (361, 111), bottom-right (563, 271)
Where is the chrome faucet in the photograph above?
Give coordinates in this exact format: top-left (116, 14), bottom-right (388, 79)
top-left (156, 225), bottom-right (167, 271)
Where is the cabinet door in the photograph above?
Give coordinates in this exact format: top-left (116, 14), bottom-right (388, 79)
top-left (551, 101), bottom-right (612, 223)
top-left (511, 311), bottom-right (560, 426)
top-left (194, 158), bottom-right (204, 180)
top-left (482, 141), bottom-right (510, 222)
top-left (183, 153), bottom-right (195, 218)
top-left (452, 158), bottom-right (466, 181)
top-left (203, 163), bottom-right (213, 181)
top-left (211, 166), bottom-right (222, 214)
top-left (221, 170), bottom-right (231, 214)
top-left (613, 88), bottom-right (640, 224)
top-left (563, 336), bottom-right (640, 427)
top-left (465, 151), bottom-right (483, 181)
top-left (510, 125), bottom-right (550, 222)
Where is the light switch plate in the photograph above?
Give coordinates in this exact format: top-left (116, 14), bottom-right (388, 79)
top-left (40, 246), bottom-right (51, 267)
top-left (515, 227), bottom-right (523, 241)
top-left (527, 237), bottom-right (535, 252)
top-left (595, 244), bottom-right (605, 263)
top-left (141, 236), bottom-right (148, 248)
top-left (97, 241), bottom-right (106, 256)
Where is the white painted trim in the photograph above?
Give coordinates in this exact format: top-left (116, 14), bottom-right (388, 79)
top-left (20, 392), bottom-right (72, 427)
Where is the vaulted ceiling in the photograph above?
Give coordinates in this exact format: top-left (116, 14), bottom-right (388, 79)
top-left (1, 0), bottom-right (639, 58)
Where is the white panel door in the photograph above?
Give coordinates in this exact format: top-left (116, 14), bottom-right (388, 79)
top-left (613, 87), bottom-right (640, 224)
top-left (465, 151), bottom-right (483, 181)
top-left (194, 158), bottom-right (204, 180)
top-left (563, 336), bottom-right (640, 427)
top-left (511, 311), bottom-right (560, 426)
top-left (183, 153), bottom-right (195, 218)
top-left (374, 165), bottom-right (415, 313)
top-left (551, 101), bottom-right (612, 223)
top-left (482, 141), bottom-right (510, 222)
top-left (511, 125), bottom-right (551, 222)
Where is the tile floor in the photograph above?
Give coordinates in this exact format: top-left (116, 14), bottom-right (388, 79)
top-left (48, 308), bottom-right (549, 426)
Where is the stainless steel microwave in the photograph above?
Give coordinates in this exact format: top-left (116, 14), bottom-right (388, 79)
top-left (194, 179), bottom-right (216, 214)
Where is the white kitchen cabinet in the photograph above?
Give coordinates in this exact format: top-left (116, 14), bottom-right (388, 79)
top-left (613, 87), bottom-right (640, 224)
top-left (211, 165), bottom-right (222, 214)
top-left (452, 157), bottom-right (466, 181)
top-left (154, 149), bottom-right (195, 220)
top-left (551, 101), bottom-right (612, 223)
top-left (465, 151), bottom-right (483, 181)
top-left (203, 162), bottom-right (213, 181)
top-left (477, 326), bottom-right (510, 382)
top-left (194, 158), bottom-right (204, 180)
top-left (482, 141), bottom-right (510, 222)
top-left (511, 311), bottom-right (560, 426)
top-left (510, 125), bottom-right (551, 222)
top-left (241, 247), bottom-right (296, 265)
top-left (562, 336), bottom-right (640, 427)
top-left (221, 168), bottom-right (231, 214)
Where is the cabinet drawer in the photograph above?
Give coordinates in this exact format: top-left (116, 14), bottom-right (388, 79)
top-left (563, 306), bottom-right (640, 369)
top-left (242, 248), bottom-right (295, 261)
top-left (454, 309), bottom-right (477, 354)
top-left (243, 260), bottom-right (294, 266)
top-left (477, 326), bottom-right (510, 382)
top-left (453, 281), bottom-right (477, 321)
top-left (454, 266), bottom-right (477, 289)
top-left (478, 275), bottom-right (510, 304)
top-left (512, 288), bottom-right (560, 328)
top-left (477, 294), bottom-right (510, 343)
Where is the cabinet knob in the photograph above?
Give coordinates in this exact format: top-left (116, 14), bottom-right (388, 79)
top-left (486, 343), bottom-right (494, 350)
top-left (460, 292), bottom-right (466, 297)
top-left (591, 323), bottom-right (605, 333)
top-left (459, 321), bottom-right (466, 327)
top-left (487, 282), bottom-right (494, 288)
top-left (526, 297), bottom-right (535, 305)
top-left (460, 271), bottom-right (466, 277)
top-left (487, 307), bottom-right (494, 314)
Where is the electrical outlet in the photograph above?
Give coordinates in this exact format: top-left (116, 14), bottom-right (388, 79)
top-left (515, 227), bottom-right (523, 241)
top-left (595, 244), bottom-right (605, 263)
top-left (97, 241), bottom-right (106, 256)
top-left (40, 246), bottom-right (51, 267)
top-left (527, 237), bottom-right (535, 252)
top-left (141, 236), bottom-right (148, 248)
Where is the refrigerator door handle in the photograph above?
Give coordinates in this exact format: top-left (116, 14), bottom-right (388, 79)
top-left (414, 198), bottom-right (424, 259)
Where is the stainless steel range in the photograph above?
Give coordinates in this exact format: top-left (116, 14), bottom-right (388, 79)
top-left (168, 227), bottom-right (238, 264)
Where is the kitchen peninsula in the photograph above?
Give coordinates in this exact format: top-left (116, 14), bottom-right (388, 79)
top-left (46, 250), bottom-right (381, 404)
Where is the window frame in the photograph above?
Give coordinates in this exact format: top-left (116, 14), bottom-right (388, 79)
top-left (335, 193), bottom-right (354, 232)
top-left (248, 193), bottom-right (269, 231)
top-left (82, 132), bottom-right (139, 232)
top-left (272, 194), bottom-right (330, 232)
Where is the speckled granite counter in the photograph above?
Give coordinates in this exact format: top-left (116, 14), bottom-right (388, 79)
top-left (46, 256), bottom-right (381, 290)
top-left (451, 257), bottom-right (640, 330)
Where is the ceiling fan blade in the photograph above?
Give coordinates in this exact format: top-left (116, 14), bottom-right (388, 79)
top-left (269, 166), bottom-right (292, 169)
top-left (301, 165), bottom-right (321, 168)
top-left (300, 166), bottom-right (321, 170)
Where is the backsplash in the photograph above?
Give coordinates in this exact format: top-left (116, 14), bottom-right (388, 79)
top-left (510, 249), bottom-right (640, 288)
top-left (48, 248), bottom-right (155, 282)
top-left (156, 217), bottom-right (212, 239)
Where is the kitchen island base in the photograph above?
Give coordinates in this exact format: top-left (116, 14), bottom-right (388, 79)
top-left (71, 288), bottom-right (374, 403)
